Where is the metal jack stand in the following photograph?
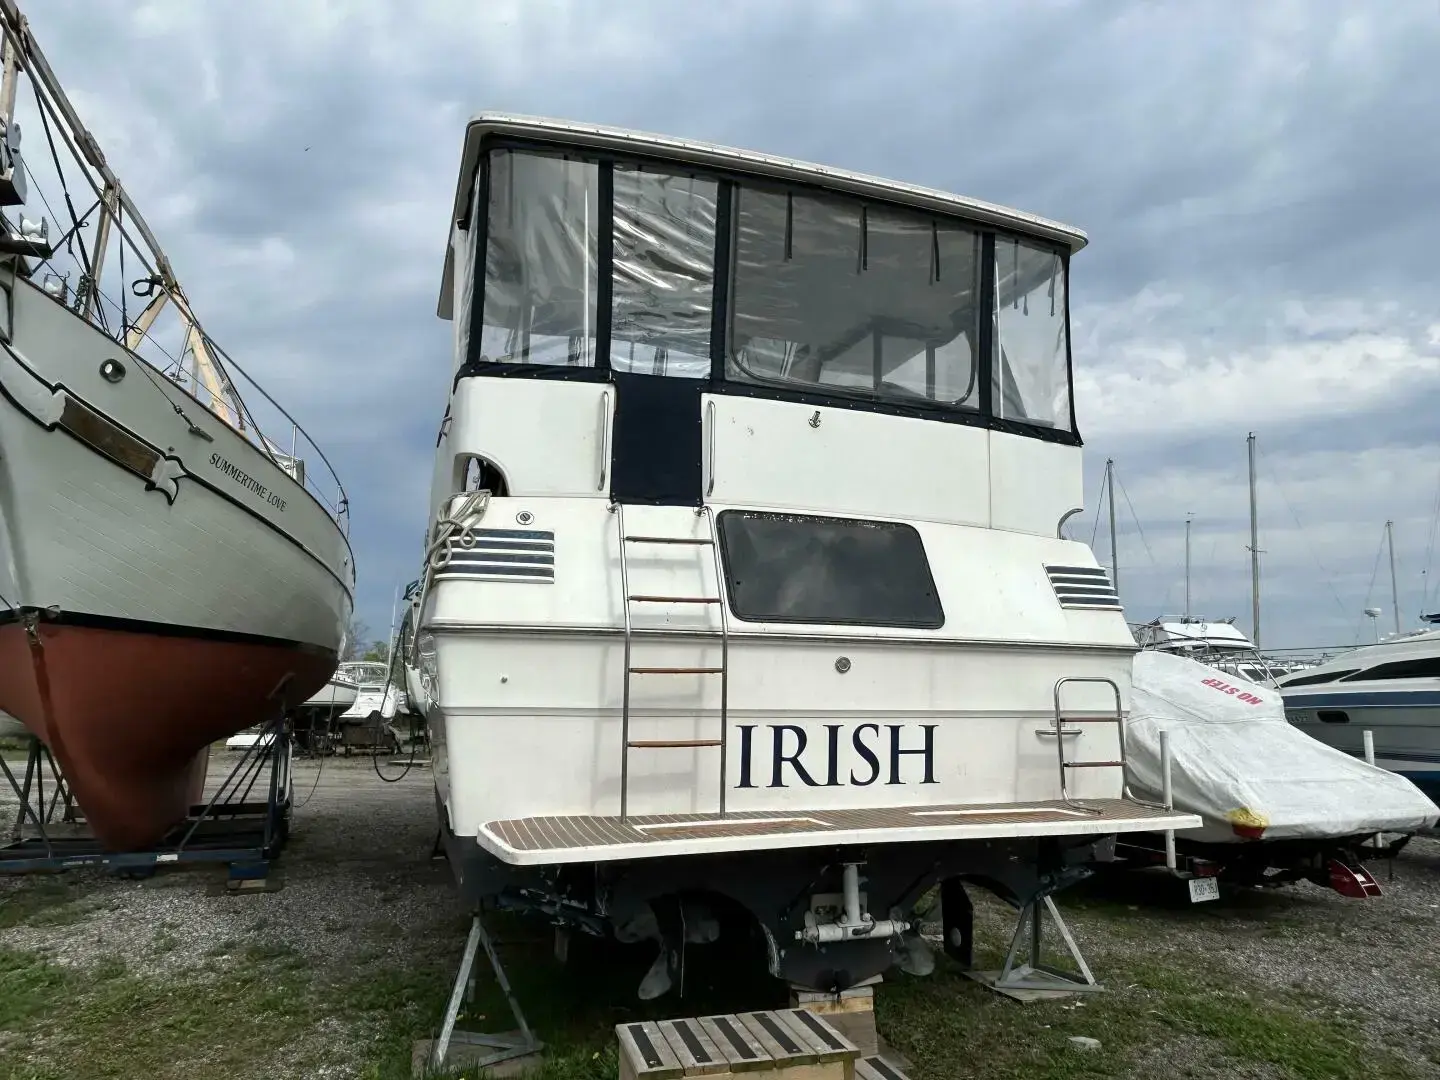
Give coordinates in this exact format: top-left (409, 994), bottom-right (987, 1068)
top-left (965, 894), bottom-right (1104, 1002)
top-left (0, 709), bottom-right (292, 877)
top-left (426, 913), bottom-right (543, 1075)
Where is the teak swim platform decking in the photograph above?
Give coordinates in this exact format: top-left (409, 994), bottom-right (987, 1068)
top-left (481, 798), bottom-right (1189, 865)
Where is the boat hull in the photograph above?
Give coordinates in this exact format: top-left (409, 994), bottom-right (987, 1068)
top-left (0, 615), bottom-right (334, 848)
top-left (0, 273), bottom-right (353, 849)
top-left (302, 680), bottom-right (359, 710)
top-left (1283, 693), bottom-right (1440, 801)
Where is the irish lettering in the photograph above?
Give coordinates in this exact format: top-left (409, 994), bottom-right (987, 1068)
top-left (736, 722), bottom-right (938, 789)
top-left (849, 723), bottom-right (881, 786)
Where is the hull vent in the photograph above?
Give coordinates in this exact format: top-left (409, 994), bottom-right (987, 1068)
top-left (435, 528), bottom-right (555, 583)
top-left (1044, 564), bottom-right (1121, 611)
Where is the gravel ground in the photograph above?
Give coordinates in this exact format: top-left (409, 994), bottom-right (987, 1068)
top-left (3, 751), bottom-right (1439, 1079)
top-left (0, 752), bottom-right (463, 1077)
top-left (2, 754), bottom-right (457, 973)
top-left (951, 834), bottom-right (1440, 1077)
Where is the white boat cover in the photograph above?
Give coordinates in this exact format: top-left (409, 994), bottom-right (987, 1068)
top-left (1126, 650), bottom-right (1440, 844)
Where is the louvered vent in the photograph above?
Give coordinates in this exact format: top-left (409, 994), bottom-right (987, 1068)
top-left (1044, 564), bottom-right (1121, 611)
top-left (434, 528), bottom-right (555, 583)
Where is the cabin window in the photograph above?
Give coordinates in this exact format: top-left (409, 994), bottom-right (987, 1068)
top-left (1282, 668), bottom-right (1361, 687)
top-left (993, 238), bottom-right (1071, 430)
top-left (726, 187), bottom-right (981, 409)
top-left (610, 165), bottom-right (718, 378)
top-left (453, 168), bottom-right (484, 368)
top-left (1340, 657), bottom-right (1440, 681)
top-left (477, 150), bottom-right (600, 367)
top-left (717, 510), bottom-right (944, 628)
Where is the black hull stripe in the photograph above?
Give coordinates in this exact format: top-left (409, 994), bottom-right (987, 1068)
top-left (0, 606), bottom-right (340, 659)
top-left (0, 340), bottom-right (355, 600)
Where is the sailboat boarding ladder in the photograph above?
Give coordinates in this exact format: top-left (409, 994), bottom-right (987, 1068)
top-left (614, 503), bottom-right (730, 822)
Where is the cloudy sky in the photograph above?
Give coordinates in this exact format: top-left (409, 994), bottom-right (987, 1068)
top-left (21, 0), bottom-right (1440, 652)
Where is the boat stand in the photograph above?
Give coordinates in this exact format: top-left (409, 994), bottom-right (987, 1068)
top-left (0, 709), bottom-right (292, 878)
top-left (964, 894), bottom-right (1103, 1001)
top-left (3, 735), bottom-right (78, 840)
top-left (424, 912), bottom-right (543, 1076)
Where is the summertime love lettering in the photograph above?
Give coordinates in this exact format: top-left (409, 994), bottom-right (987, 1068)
top-left (209, 452), bottom-right (288, 512)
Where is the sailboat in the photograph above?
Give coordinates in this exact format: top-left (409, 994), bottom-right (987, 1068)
top-left (0, 1), bottom-right (354, 849)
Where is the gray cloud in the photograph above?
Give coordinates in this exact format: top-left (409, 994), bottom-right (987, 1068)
top-left (22, 0), bottom-right (1440, 648)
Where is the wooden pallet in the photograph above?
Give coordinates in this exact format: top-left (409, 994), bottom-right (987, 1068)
top-left (617, 1009), bottom-right (908, 1080)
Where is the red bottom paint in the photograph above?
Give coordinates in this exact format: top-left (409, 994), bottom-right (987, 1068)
top-left (0, 618), bottom-right (333, 851)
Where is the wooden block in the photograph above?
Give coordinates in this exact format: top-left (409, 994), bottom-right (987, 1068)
top-left (737, 1011), bottom-right (818, 1068)
top-left (790, 986), bottom-right (875, 1013)
top-left (697, 1014), bottom-right (772, 1074)
top-left (659, 1017), bottom-right (728, 1076)
top-left (776, 1009), bottom-right (860, 1064)
top-left (736, 1012), bottom-right (846, 1080)
top-left (855, 1056), bottom-right (911, 1080)
top-left (618, 1020), bottom-right (685, 1080)
top-left (790, 989), bottom-right (877, 1059)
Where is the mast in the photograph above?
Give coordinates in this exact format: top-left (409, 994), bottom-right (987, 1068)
top-left (1106, 458), bottom-right (1118, 594)
top-left (1247, 433), bottom-right (1261, 649)
top-left (0, 0), bottom-right (174, 278)
top-left (0, 16), bottom-right (16, 128)
top-left (1386, 519), bottom-right (1400, 637)
top-left (1184, 513), bottom-right (1193, 619)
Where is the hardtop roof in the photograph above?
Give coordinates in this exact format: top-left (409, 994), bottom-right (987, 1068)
top-left (438, 113), bottom-right (1087, 319)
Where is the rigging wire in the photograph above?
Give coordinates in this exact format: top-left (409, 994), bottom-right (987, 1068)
top-left (1421, 461), bottom-right (1440, 613)
top-left (30, 74), bottom-right (105, 334)
top-left (12, 102), bottom-right (190, 383)
top-left (1356, 523), bottom-right (1388, 644)
top-left (117, 200), bottom-right (127, 333)
top-left (1112, 467), bottom-right (1175, 615)
top-left (16, 156), bottom-right (94, 268)
top-left (1089, 465), bottom-right (1107, 549)
top-left (1256, 448), bottom-right (1351, 622)
top-left (15, 155), bottom-right (263, 448)
top-left (8, 49), bottom-right (350, 518)
top-left (1113, 470), bottom-right (1159, 566)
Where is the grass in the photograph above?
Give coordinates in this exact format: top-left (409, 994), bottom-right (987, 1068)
top-left (0, 888), bottom-right (1427, 1079)
top-left (0, 878), bottom-right (97, 931)
top-left (0, 945), bottom-right (321, 1080)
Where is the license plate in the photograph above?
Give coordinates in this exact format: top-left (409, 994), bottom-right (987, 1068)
top-left (1188, 876), bottom-right (1220, 903)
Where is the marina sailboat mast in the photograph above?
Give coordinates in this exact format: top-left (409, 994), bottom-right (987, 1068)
top-left (1386, 519), bottom-right (1401, 637)
top-left (1105, 456), bottom-right (1118, 595)
top-left (1248, 431), bottom-right (1261, 648)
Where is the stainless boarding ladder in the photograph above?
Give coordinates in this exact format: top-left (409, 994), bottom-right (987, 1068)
top-left (1050, 676), bottom-right (1154, 813)
top-left (614, 502), bottom-right (730, 822)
